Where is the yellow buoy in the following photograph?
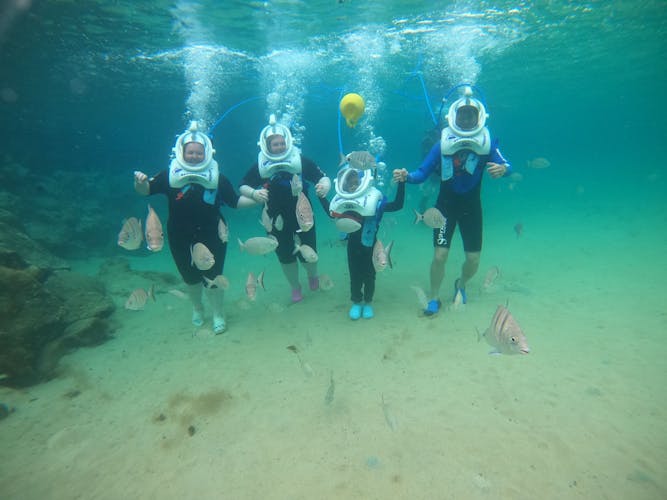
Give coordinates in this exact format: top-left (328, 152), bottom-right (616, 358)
top-left (339, 93), bottom-right (365, 128)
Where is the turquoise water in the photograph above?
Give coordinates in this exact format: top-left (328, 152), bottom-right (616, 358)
top-left (1, 2), bottom-right (666, 499)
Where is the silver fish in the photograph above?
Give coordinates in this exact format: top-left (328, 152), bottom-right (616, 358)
top-left (290, 173), bottom-right (303, 197)
top-left (479, 303), bottom-right (530, 355)
top-left (295, 192), bottom-right (314, 232)
top-left (217, 218), bottom-right (229, 243)
top-left (413, 207), bottom-right (446, 229)
top-left (238, 236), bottom-right (279, 255)
top-left (526, 157), bottom-right (550, 169)
top-left (190, 242), bottom-right (215, 270)
top-left (340, 150), bottom-right (376, 170)
top-left (293, 235), bottom-right (318, 263)
top-left (372, 239), bottom-right (393, 272)
top-left (117, 217), bottom-right (143, 250)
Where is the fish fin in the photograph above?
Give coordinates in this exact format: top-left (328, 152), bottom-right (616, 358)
top-left (413, 208), bottom-right (422, 224)
top-left (292, 243), bottom-right (300, 255)
top-left (203, 276), bottom-right (214, 288)
top-left (237, 238), bottom-right (245, 252)
top-left (475, 327), bottom-right (481, 342)
top-left (257, 271), bottom-right (266, 291)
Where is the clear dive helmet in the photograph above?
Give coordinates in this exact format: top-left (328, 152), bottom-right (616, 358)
top-left (445, 86), bottom-right (488, 137)
top-left (334, 167), bottom-right (373, 200)
top-left (258, 114), bottom-right (294, 162)
top-left (173, 121), bottom-right (215, 172)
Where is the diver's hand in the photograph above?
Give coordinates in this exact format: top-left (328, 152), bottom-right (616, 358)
top-left (315, 176), bottom-right (331, 197)
top-left (392, 168), bottom-right (408, 183)
top-left (251, 188), bottom-right (269, 203)
top-left (134, 170), bottom-right (150, 195)
top-left (486, 162), bottom-right (508, 179)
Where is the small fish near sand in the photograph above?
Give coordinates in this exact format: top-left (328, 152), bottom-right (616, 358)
top-left (319, 274), bottom-right (334, 291)
top-left (245, 270), bottom-right (265, 301)
top-left (413, 207), bottom-right (446, 229)
top-left (145, 204), bottom-right (164, 252)
top-left (238, 236), bottom-right (279, 255)
top-left (479, 302), bottom-right (530, 355)
top-left (117, 217), bottom-right (143, 250)
top-left (324, 370), bottom-right (335, 405)
top-left (124, 286), bottom-right (156, 311)
top-left (526, 157), bottom-right (551, 169)
top-left (339, 150), bottom-right (376, 170)
top-left (190, 242), bottom-right (215, 270)
top-left (481, 266), bottom-right (501, 293)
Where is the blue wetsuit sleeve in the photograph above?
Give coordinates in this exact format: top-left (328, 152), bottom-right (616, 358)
top-left (490, 139), bottom-right (512, 176)
top-left (407, 142), bottom-right (440, 184)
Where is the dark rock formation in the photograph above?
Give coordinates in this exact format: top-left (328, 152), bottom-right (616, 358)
top-left (0, 218), bottom-right (115, 387)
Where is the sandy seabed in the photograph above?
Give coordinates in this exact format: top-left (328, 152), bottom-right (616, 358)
top-left (1, 194), bottom-right (666, 500)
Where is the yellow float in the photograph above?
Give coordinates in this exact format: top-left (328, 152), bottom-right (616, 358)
top-left (339, 93), bottom-right (365, 128)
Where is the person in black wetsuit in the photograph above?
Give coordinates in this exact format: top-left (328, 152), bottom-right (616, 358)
top-left (239, 114), bottom-right (331, 303)
top-left (326, 164), bottom-right (406, 319)
top-left (134, 121), bottom-right (256, 334)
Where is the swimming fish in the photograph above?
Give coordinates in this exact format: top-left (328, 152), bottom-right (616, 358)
top-left (245, 271), bottom-right (265, 301)
top-left (117, 217), bottom-right (143, 250)
top-left (293, 235), bottom-right (318, 263)
top-left (319, 274), bottom-right (334, 291)
top-left (481, 266), bottom-right (501, 293)
top-left (372, 239), bottom-right (394, 272)
top-left (190, 242), bottom-right (215, 270)
top-left (217, 218), bottom-right (229, 243)
top-left (339, 150), bottom-right (376, 170)
top-left (295, 192), bottom-right (314, 232)
top-left (204, 274), bottom-right (230, 290)
top-left (526, 157), bottom-right (550, 169)
top-left (324, 371), bottom-right (335, 405)
top-left (479, 303), bottom-right (530, 355)
top-left (124, 286), bottom-right (155, 311)
top-left (238, 236), bottom-right (279, 255)
top-left (290, 173), bottom-right (303, 197)
top-left (413, 207), bottom-right (446, 229)
top-left (514, 222), bottom-right (523, 238)
top-left (145, 205), bottom-right (164, 252)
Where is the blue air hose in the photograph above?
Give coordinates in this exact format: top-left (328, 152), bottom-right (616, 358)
top-left (208, 96), bottom-right (263, 136)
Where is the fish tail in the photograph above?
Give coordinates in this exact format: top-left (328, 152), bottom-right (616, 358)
top-left (148, 284), bottom-right (156, 302)
top-left (257, 270), bottom-right (266, 291)
top-left (237, 238), bottom-right (245, 252)
top-left (338, 152), bottom-right (347, 167)
top-left (413, 208), bottom-right (422, 224)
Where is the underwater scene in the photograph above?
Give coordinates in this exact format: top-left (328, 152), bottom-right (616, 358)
top-left (0, 1), bottom-right (666, 499)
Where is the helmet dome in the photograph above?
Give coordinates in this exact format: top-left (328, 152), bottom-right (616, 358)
top-left (258, 114), bottom-right (294, 161)
top-left (445, 86), bottom-right (488, 137)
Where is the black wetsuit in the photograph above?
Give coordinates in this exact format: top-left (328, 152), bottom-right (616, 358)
top-left (240, 156), bottom-right (327, 264)
top-left (148, 170), bottom-right (240, 285)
